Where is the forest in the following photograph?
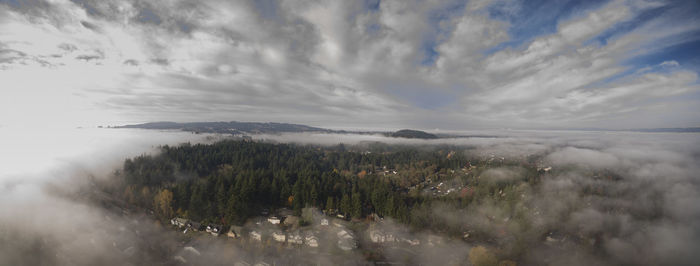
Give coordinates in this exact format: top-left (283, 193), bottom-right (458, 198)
top-left (93, 137), bottom-right (689, 265)
top-left (110, 139), bottom-right (539, 233)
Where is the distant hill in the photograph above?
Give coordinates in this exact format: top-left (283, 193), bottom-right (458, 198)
top-left (632, 127), bottom-right (700, 133)
top-left (117, 121), bottom-right (331, 134)
top-left (389, 129), bottom-right (438, 139)
top-left (115, 122), bottom-right (462, 139)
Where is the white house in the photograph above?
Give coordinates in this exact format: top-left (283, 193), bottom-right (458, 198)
top-left (369, 229), bottom-right (396, 243)
top-left (288, 232), bottom-right (303, 245)
top-left (272, 231), bottom-right (286, 243)
top-left (305, 234), bottom-right (319, 247)
top-left (171, 217), bottom-right (188, 227)
top-left (250, 231), bottom-right (262, 241)
top-left (206, 224), bottom-right (222, 236)
top-left (268, 216), bottom-right (281, 225)
top-left (337, 229), bottom-right (357, 251)
top-left (369, 230), bottom-right (387, 243)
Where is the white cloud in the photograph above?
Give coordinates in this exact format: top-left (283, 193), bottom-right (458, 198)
top-left (0, 0), bottom-right (698, 129)
top-left (660, 60), bottom-right (679, 68)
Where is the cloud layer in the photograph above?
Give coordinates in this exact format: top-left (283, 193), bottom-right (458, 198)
top-left (1, 0), bottom-right (699, 129)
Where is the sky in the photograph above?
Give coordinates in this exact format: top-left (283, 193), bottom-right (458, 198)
top-left (1, 0), bottom-right (699, 130)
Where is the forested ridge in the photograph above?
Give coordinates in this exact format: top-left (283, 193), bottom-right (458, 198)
top-left (100, 138), bottom-right (665, 265)
top-left (112, 139), bottom-right (538, 231)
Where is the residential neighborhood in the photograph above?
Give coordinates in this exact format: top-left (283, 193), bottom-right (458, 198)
top-left (166, 206), bottom-right (478, 265)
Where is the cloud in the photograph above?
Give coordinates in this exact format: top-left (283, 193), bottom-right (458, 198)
top-left (0, 0), bottom-right (699, 129)
top-left (0, 128), bottom-right (221, 265)
top-left (660, 60), bottom-right (680, 68)
top-left (546, 146), bottom-right (621, 169)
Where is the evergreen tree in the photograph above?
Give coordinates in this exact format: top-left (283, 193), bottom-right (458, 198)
top-left (225, 192), bottom-right (238, 225)
top-left (309, 186), bottom-right (318, 207)
top-left (188, 184), bottom-right (205, 220)
top-left (326, 196), bottom-right (335, 212)
top-left (215, 176), bottom-right (227, 217)
top-left (351, 192), bottom-right (362, 219)
top-left (340, 194), bottom-right (351, 217)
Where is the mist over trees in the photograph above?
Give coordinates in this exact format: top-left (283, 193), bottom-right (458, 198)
top-left (102, 131), bottom-right (700, 265)
top-left (2, 129), bottom-right (699, 265)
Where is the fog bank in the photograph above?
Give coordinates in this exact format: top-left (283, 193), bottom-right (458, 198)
top-left (1, 128), bottom-right (699, 265)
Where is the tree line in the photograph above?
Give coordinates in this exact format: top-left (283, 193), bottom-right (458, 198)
top-left (115, 140), bottom-right (535, 230)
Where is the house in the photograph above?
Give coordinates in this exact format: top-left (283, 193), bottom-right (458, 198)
top-left (272, 231), bottom-right (286, 243)
top-left (288, 232), bottom-right (303, 245)
top-left (369, 230), bottom-right (383, 243)
top-left (305, 234), bottom-right (319, 247)
top-left (206, 224), bottom-right (222, 236)
top-left (268, 216), bottom-right (282, 225)
top-left (369, 228), bottom-right (396, 243)
top-left (171, 217), bottom-right (189, 228)
top-left (227, 226), bottom-right (244, 238)
top-left (384, 233), bottom-right (396, 242)
top-left (250, 230), bottom-right (262, 241)
top-left (337, 229), bottom-right (357, 251)
top-left (369, 229), bottom-right (391, 243)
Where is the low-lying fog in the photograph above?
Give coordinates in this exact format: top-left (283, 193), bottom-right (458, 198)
top-left (1, 127), bottom-right (698, 265)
